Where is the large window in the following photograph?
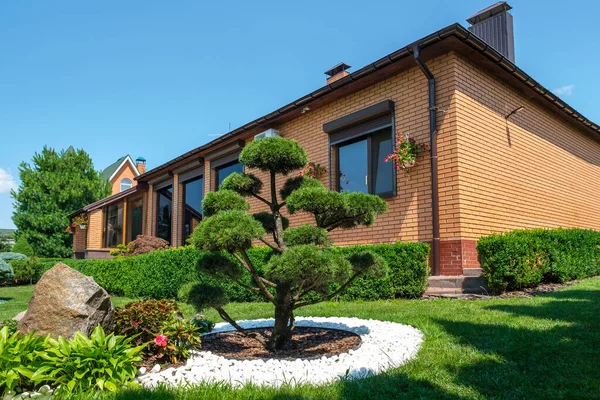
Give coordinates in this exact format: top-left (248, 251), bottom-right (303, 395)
top-left (336, 127), bottom-right (394, 197)
top-left (156, 186), bottom-right (173, 244)
top-left (120, 178), bottom-right (132, 192)
top-left (182, 176), bottom-right (204, 241)
top-left (104, 203), bottom-right (123, 248)
top-left (129, 197), bottom-right (143, 242)
top-left (215, 161), bottom-right (243, 190)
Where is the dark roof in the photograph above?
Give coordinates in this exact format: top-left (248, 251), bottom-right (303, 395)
top-left (467, 2), bottom-right (512, 24)
top-left (102, 156), bottom-right (127, 181)
top-left (68, 184), bottom-right (148, 218)
top-left (325, 62), bottom-right (351, 77)
top-left (136, 23), bottom-right (599, 181)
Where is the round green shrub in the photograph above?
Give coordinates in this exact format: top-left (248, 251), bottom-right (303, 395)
top-left (0, 259), bottom-right (15, 283)
top-left (220, 173), bottom-right (263, 196)
top-left (0, 252), bottom-right (27, 261)
top-left (239, 137), bottom-right (308, 175)
top-left (11, 237), bottom-right (34, 257)
top-left (282, 225), bottom-right (331, 246)
top-left (202, 190), bottom-right (249, 218)
top-left (192, 210), bottom-right (265, 252)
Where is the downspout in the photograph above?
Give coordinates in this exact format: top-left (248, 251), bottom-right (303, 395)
top-left (413, 44), bottom-right (441, 276)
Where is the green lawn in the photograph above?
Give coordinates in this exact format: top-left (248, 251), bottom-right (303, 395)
top-left (1, 279), bottom-right (599, 399)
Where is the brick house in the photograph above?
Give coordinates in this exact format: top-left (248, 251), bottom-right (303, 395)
top-left (70, 3), bottom-right (600, 290)
top-left (102, 155), bottom-right (147, 195)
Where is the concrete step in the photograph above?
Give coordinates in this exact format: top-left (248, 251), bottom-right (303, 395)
top-left (424, 287), bottom-right (462, 295)
top-left (463, 268), bottom-right (483, 277)
top-left (426, 275), bottom-right (489, 295)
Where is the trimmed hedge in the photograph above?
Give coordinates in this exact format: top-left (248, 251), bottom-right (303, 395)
top-left (31, 242), bottom-right (430, 301)
top-left (477, 228), bottom-right (600, 293)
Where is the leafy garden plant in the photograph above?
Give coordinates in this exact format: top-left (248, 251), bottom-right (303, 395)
top-left (42, 326), bottom-right (144, 395)
top-left (114, 299), bottom-right (205, 364)
top-left (184, 136), bottom-right (389, 351)
top-left (384, 132), bottom-right (429, 171)
top-left (0, 326), bottom-right (49, 394)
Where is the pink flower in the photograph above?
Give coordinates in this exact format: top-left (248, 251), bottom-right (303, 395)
top-left (154, 334), bottom-right (168, 347)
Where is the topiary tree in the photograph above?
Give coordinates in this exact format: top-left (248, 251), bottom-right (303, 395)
top-left (11, 237), bottom-right (34, 257)
top-left (185, 137), bottom-right (389, 350)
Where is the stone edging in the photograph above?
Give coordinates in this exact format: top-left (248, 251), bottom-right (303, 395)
top-left (137, 316), bottom-right (423, 388)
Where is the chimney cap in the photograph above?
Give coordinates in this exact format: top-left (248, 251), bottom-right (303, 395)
top-left (135, 156), bottom-right (147, 164)
top-left (325, 62), bottom-right (351, 77)
top-left (467, 2), bottom-right (512, 25)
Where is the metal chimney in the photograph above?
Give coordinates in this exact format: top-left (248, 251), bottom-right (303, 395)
top-left (467, 2), bottom-right (515, 63)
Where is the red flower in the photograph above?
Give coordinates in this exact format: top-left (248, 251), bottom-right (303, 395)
top-left (154, 334), bottom-right (168, 347)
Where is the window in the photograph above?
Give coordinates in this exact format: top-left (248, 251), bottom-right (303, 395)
top-left (182, 176), bottom-right (204, 241)
top-left (128, 197), bottom-right (143, 242)
top-left (325, 100), bottom-right (395, 197)
top-left (104, 203), bottom-right (123, 248)
top-left (120, 178), bottom-right (132, 192)
top-left (336, 127), bottom-right (394, 197)
top-left (156, 186), bottom-right (172, 244)
top-left (214, 161), bottom-right (243, 190)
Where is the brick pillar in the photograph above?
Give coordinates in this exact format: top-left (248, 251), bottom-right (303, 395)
top-left (438, 238), bottom-right (481, 275)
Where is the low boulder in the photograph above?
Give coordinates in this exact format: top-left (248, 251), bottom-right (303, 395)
top-left (18, 263), bottom-right (114, 338)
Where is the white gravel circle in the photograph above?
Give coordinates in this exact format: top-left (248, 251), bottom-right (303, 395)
top-left (138, 317), bottom-right (423, 388)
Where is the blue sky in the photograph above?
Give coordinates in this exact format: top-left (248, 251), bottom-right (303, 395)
top-left (1, 0), bottom-right (598, 229)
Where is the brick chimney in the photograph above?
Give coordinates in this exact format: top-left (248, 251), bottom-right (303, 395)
top-left (135, 157), bottom-right (147, 174)
top-left (325, 62), bottom-right (351, 85)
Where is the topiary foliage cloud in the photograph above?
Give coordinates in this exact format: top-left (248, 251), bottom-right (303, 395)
top-left (189, 136), bottom-right (389, 351)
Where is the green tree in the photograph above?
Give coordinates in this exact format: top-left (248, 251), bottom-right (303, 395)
top-left (11, 146), bottom-right (111, 258)
top-left (11, 236), bottom-right (34, 257)
top-left (183, 137), bottom-right (389, 350)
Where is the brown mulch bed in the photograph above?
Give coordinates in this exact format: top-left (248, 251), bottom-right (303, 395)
top-left (138, 354), bottom-right (185, 371)
top-left (201, 327), bottom-right (361, 360)
top-left (495, 280), bottom-right (581, 298)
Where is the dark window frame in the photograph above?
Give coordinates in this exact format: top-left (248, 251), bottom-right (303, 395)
top-left (181, 175), bottom-right (204, 242)
top-left (332, 125), bottom-right (396, 198)
top-left (213, 159), bottom-right (244, 191)
top-left (155, 185), bottom-right (173, 245)
top-left (128, 196), bottom-right (144, 243)
top-left (103, 202), bottom-right (124, 248)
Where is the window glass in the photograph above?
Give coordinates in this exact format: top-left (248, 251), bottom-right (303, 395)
top-left (336, 127), bottom-right (394, 196)
top-left (129, 198), bottom-right (143, 242)
top-left (120, 178), bottom-right (132, 192)
top-left (215, 161), bottom-right (243, 189)
top-left (372, 128), bottom-right (394, 196)
top-left (338, 139), bottom-right (368, 193)
top-left (104, 203), bottom-right (123, 247)
top-left (156, 186), bottom-right (172, 244)
top-left (183, 177), bottom-right (204, 241)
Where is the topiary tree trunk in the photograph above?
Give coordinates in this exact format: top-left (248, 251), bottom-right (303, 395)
top-left (181, 137), bottom-right (389, 351)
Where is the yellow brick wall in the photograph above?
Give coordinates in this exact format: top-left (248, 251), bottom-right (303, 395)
top-left (242, 53), bottom-right (460, 245)
top-left (86, 209), bottom-right (104, 250)
top-left (453, 54), bottom-right (600, 238)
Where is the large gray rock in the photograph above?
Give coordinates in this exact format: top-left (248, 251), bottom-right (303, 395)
top-left (18, 263), bottom-right (114, 338)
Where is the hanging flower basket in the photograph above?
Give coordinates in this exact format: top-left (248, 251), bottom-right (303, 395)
top-left (384, 132), bottom-right (429, 172)
top-left (300, 162), bottom-right (327, 179)
top-left (71, 214), bottom-right (89, 230)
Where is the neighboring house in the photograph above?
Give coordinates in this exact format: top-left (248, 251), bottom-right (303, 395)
top-left (69, 3), bottom-right (600, 293)
top-left (103, 155), bottom-right (147, 195)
